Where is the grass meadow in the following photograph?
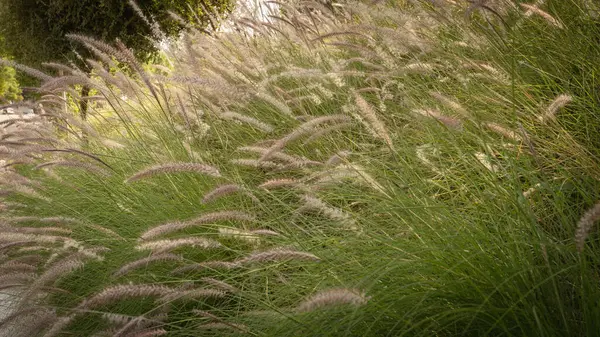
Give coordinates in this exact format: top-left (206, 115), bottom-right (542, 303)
top-left (1, 0), bottom-right (600, 336)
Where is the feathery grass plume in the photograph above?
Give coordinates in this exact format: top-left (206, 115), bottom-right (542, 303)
top-left (250, 229), bottom-right (280, 236)
top-left (5, 227), bottom-right (71, 236)
top-left (0, 59), bottom-right (52, 82)
top-left (520, 4), bottom-right (564, 28)
top-left (111, 313), bottom-right (168, 337)
top-left (325, 150), bottom-right (352, 166)
top-left (0, 261), bottom-right (37, 273)
top-left (113, 253), bottom-right (183, 277)
top-left (575, 200), bottom-right (600, 252)
top-left (140, 210), bottom-right (255, 240)
top-left (40, 75), bottom-right (95, 92)
top-left (413, 108), bottom-right (462, 129)
top-left (3, 216), bottom-right (77, 225)
top-left (236, 247), bottom-right (320, 265)
top-left (136, 237), bottom-right (222, 253)
top-left (218, 227), bottom-right (260, 243)
top-left (8, 185), bottom-right (51, 202)
top-left (202, 184), bottom-right (242, 204)
top-left (259, 178), bottom-right (301, 190)
top-left (200, 277), bottom-right (239, 293)
top-left (34, 160), bottom-right (111, 177)
top-left (309, 164), bottom-right (387, 195)
top-left (483, 122), bottom-right (522, 142)
top-left (43, 314), bottom-right (81, 337)
top-left (220, 111), bottom-right (274, 133)
top-left (474, 152), bottom-right (499, 173)
top-left (296, 288), bottom-right (369, 312)
top-left (66, 34), bottom-right (126, 64)
top-left (259, 115), bottom-right (352, 162)
top-left (21, 257), bottom-right (85, 304)
top-left (239, 146), bottom-right (321, 166)
top-left (231, 158), bottom-right (285, 170)
top-left (115, 39), bottom-right (161, 101)
top-left (159, 287), bottom-right (226, 303)
top-left (429, 91), bottom-right (470, 117)
top-left (41, 62), bottom-right (77, 75)
top-left (461, 61), bottom-right (511, 84)
top-left (102, 312), bottom-right (148, 326)
top-left (125, 162), bottom-right (221, 183)
top-left (0, 232), bottom-right (76, 246)
top-left (0, 272), bottom-right (36, 285)
top-left (192, 309), bottom-right (220, 320)
top-left (127, 0), bottom-right (165, 41)
top-left (353, 91), bottom-right (394, 149)
top-left (302, 122), bottom-right (354, 145)
top-left (539, 94), bottom-right (572, 123)
top-left (78, 284), bottom-right (174, 310)
top-left (17, 246), bottom-right (51, 253)
top-left (0, 307), bottom-right (56, 337)
top-left (299, 194), bottom-right (357, 228)
top-left (4, 254), bottom-right (42, 266)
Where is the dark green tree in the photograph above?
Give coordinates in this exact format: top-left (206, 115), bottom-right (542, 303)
top-left (0, 0), bottom-right (230, 117)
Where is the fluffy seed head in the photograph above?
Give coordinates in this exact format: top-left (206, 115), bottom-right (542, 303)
top-left (113, 253), bottom-right (183, 277)
top-left (539, 94), bottom-right (572, 123)
top-left (125, 162), bottom-right (221, 183)
top-left (575, 200), bottom-right (600, 252)
top-left (78, 284), bottom-right (175, 310)
top-left (136, 237), bottom-right (222, 253)
top-left (353, 92), bottom-right (394, 149)
top-left (140, 211), bottom-right (255, 240)
top-left (296, 288), bottom-right (369, 312)
top-left (202, 184), bottom-right (242, 204)
top-left (236, 247), bottom-right (320, 265)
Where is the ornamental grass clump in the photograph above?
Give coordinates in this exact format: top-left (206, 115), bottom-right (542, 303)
top-left (1, 0), bottom-right (600, 336)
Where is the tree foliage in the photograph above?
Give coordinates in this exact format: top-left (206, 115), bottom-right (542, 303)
top-left (0, 0), bottom-right (230, 68)
top-left (0, 65), bottom-right (21, 103)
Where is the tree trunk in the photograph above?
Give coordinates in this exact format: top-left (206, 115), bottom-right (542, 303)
top-left (79, 85), bottom-right (90, 121)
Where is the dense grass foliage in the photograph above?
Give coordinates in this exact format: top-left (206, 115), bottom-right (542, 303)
top-left (1, 1), bottom-right (600, 336)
